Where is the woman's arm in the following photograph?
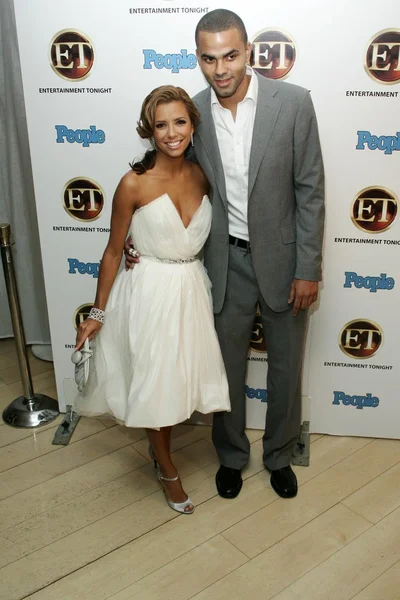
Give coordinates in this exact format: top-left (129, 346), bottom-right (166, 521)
top-left (75, 173), bottom-right (138, 349)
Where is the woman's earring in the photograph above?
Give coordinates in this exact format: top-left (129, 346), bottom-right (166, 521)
top-left (190, 133), bottom-right (194, 147)
top-left (150, 136), bottom-right (156, 150)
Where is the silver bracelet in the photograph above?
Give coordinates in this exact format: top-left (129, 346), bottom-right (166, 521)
top-left (87, 307), bottom-right (105, 324)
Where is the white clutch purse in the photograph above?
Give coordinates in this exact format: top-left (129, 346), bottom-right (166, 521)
top-left (71, 338), bottom-right (93, 391)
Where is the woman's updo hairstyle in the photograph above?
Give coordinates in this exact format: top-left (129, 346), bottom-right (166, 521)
top-left (130, 85), bottom-right (200, 175)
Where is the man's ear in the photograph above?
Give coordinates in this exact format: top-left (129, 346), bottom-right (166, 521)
top-left (245, 42), bottom-right (251, 65)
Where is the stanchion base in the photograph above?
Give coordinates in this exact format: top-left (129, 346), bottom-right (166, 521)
top-left (2, 394), bottom-right (59, 428)
top-left (292, 420), bottom-right (310, 467)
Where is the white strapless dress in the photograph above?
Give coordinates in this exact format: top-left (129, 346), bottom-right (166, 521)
top-left (74, 194), bottom-right (230, 428)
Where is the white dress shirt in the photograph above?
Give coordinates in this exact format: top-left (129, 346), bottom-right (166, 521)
top-left (211, 65), bottom-right (258, 241)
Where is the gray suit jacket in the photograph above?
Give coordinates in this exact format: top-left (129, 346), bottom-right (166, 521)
top-left (192, 74), bottom-right (325, 314)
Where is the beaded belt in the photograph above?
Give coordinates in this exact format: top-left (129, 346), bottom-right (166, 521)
top-left (142, 255), bottom-right (198, 264)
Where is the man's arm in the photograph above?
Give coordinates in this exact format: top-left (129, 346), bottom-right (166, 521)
top-left (293, 89), bottom-right (325, 282)
top-left (288, 90), bottom-right (325, 316)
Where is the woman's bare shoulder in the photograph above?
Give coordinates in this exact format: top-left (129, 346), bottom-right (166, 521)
top-left (114, 170), bottom-right (144, 205)
top-left (118, 169), bottom-right (141, 192)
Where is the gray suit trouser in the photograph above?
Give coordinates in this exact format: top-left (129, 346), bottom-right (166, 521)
top-left (213, 244), bottom-right (307, 471)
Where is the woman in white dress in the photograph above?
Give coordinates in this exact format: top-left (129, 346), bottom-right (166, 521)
top-left (74, 85), bottom-right (230, 514)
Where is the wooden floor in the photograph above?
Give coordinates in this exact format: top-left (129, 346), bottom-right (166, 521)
top-left (0, 338), bottom-right (399, 600)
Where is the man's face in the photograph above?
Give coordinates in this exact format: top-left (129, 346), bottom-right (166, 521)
top-left (196, 28), bottom-right (251, 100)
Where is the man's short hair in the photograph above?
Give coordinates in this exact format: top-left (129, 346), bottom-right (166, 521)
top-left (195, 9), bottom-right (248, 46)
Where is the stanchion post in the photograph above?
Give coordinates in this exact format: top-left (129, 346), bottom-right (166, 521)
top-left (0, 223), bottom-right (59, 427)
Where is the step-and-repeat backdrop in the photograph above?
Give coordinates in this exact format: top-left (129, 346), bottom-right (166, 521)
top-left (13, 0), bottom-right (399, 437)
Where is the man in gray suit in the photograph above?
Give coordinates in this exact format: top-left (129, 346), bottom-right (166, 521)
top-left (127, 9), bottom-right (324, 499)
top-left (193, 9), bottom-right (324, 500)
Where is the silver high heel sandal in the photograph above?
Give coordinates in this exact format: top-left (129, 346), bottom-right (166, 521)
top-left (148, 445), bottom-right (194, 515)
top-left (157, 470), bottom-right (195, 515)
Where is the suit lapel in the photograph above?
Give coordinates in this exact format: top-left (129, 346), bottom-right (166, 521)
top-left (248, 75), bottom-right (282, 198)
top-left (196, 75), bottom-right (282, 206)
top-left (195, 89), bottom-right (228, 209)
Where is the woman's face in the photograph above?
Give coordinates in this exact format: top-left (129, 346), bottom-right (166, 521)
top-left (152, 100), bottom-right (193, 157)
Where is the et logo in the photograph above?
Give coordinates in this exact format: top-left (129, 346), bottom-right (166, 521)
top-left (74, 303), bottom-right (93, 329)
top-left (351, 186), bottom-right (398, 234)
top-left (339, 319), bottom-right (383, 359)
top-left (49, 30), bottom-right (95, 81)
top-left (249, 310), bottom-right (267, 353)
top-left (365, 29), bottom-right (400, 85)
top-left (250, 28), bottom-right (296, 80)
top-left (63, 177), bottom-right (104, 222)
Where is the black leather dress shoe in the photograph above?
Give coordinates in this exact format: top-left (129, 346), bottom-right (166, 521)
top-left (269, 465), bottom-right (298, 498)
top-left (216, 465), bottom-right (243, 499)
